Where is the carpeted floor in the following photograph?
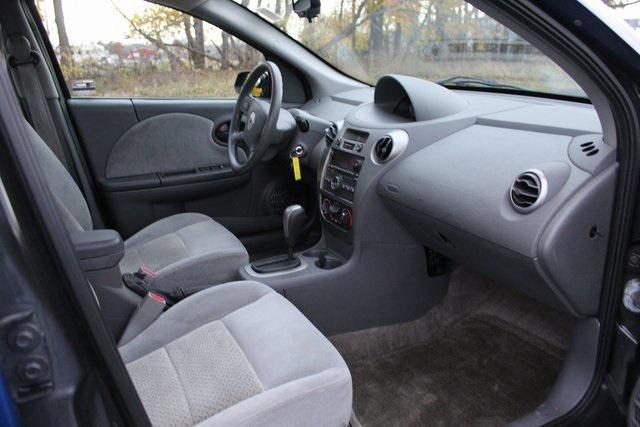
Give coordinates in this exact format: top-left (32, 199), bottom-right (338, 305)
top-left (331, 268), bottom-right (573, 427)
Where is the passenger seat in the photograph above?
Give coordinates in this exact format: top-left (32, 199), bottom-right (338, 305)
top-left (23, 122), bottom-right (249, 292)
top-left (119, 281), bottom-right (353, 426)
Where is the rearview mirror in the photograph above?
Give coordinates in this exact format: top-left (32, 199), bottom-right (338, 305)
top-left (292, 0), bottom-right (321, 22)
top-left (234, 71), bottom-right (250, 94)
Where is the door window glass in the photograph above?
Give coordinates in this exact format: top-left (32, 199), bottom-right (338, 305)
top-left (36, 0), bottom-right (263, 97)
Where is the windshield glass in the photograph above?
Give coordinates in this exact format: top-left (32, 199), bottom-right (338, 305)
top-left (235, 0), bottom-right (585, 97)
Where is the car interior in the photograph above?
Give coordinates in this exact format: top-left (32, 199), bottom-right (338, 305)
top-left (0, 0), bottom-right (626, 425)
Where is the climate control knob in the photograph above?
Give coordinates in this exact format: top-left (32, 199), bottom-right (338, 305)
top-left (321, 198), bottom-right (332, 215)
top-left (340, 208), bottom-right (352, 227)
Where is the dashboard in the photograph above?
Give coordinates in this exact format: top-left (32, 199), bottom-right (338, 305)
top-left (287, 75), bottom-right (616, 317)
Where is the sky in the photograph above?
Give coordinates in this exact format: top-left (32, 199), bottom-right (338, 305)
top-left (37, 0), bottom-right (640, 47)
top-left (37, 0), bottom-right (147, 45)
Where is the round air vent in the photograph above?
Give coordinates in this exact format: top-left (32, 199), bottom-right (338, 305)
top-left (374, 136), bottom-right (394, 163)
top-left (510, 169), bottom-right (548, 213)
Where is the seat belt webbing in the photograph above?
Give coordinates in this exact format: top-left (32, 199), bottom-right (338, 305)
top-left (7, 35), bottom-right (69, 170)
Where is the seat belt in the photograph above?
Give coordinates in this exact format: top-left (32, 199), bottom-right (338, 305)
top-left (6, 34), bottom-right (69, 170)
top-left (118, 291), bottom-right (166, 346)
top-left (3, 31), bottom-right (104, 228)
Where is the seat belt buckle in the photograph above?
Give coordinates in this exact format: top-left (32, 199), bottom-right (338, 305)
top-left (118, 291), bottom-right (167, 346)
top-left (135, 266), bottom-right (157, 281)
top-left (123, 266), bottom-right (157, 297)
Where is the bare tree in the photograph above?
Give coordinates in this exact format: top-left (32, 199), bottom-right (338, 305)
top-left (194, 19), bottom-right (205, 69)
top-left (368, 0), bottom-right (385, 55)
top-left (351, 0), bottom-right (357, 49)
top-left (52, 0), bottom-right (72, 69)
top-left (181, 16), bottom-right (206, 69)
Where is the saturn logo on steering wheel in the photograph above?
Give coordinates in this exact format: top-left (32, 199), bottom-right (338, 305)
top-left (248, 111), bottom-right (256, 130)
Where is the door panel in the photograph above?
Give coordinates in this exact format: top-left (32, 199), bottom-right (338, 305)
top-left (101, 174), bottom-right (252, 238)
top-left (68, 99), bottom-right (138, 188)
top-left (68, 98), bottom-right (299, 242)
top-left (104, 112), bottom-right (227, 179)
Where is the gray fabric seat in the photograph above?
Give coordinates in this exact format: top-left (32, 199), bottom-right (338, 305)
top-left (119, 281), bottom-right (353, 427)
top-left (25, 122), bottom-right (249, 291)
top-left (119, 212), bottom-right (248, 292)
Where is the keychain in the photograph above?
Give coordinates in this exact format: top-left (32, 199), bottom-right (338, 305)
top-left (290, 145), bottom-right (304, 182)
top-left (291, 154), bottom-right (302, 182)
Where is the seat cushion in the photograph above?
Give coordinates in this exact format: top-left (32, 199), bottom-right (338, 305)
top-left (120, 281), bottom-right (352, 427)
top-left (120, 213), bottom-right (249, 292)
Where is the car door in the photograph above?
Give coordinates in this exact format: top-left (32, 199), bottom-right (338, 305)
top-left (35, 0), bottom-right (309, 249)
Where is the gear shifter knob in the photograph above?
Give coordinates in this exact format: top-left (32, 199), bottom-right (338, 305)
top-left (283, 205), bottom-right (307, 258)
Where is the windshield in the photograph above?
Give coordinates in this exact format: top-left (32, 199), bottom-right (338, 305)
top-left (235, 0), bottom-right (585, 98)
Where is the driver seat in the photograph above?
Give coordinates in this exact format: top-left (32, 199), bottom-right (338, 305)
top-left (26, 122), bottom-right (249, 292)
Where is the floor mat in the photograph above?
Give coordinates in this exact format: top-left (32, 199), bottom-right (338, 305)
top-left (350, 314), bottom-right (565, 427)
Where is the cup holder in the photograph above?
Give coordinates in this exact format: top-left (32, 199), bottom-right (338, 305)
top-left (315, 254), bottom-right (343, 270)
top-left (303, 249), bottom-right (344, 270)
top-left (302, 249), bottom-right (329, 258)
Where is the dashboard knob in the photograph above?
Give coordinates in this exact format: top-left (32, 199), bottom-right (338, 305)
top-left (340, 208), bottom-right (352, 227)
top-left (321, 198), bottom-right (332, 215)
top-left (330, 175), bottom-right (343, 191)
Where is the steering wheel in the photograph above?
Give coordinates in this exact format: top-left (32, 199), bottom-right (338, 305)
top-left (228, 61), bottom-right (283, 174)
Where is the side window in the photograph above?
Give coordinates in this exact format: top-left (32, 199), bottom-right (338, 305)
top-left (36, 0), bottom-right (264, 97)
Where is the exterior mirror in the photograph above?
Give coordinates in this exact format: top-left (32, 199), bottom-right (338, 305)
top-left (292, 0), bottom-right (320, 22)
top-left (234, 71), bottom-right (250, 94)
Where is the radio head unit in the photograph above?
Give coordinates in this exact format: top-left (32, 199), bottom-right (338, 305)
top-left (327, 149), bottom-right (363, 176)
top-left (321, 149), bottom-right (363, 202)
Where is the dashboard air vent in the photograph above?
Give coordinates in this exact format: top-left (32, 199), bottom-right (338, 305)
top-left (510, 170), bottom-right (547, 213)
top-left (374, 136), bottom-right (394, 163)
top-left (324, 122), bottom-right (338, 146)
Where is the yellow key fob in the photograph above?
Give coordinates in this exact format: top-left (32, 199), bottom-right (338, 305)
top-left (251, 86), bottom-right (263, 97)
top-left (292, 156), bottom-right (302, 182)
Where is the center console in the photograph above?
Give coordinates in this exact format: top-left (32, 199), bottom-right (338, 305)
top-left (237, 122), bottom-right (445, 336)
top-left (319, 129), bottom-right (368, 232)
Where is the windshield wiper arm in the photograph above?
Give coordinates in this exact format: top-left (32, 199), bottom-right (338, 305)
top-left (437, 76), bottom-right (527, 91)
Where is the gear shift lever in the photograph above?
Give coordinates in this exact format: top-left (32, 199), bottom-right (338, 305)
top-left (283, 205), bottom-right (307, 260)
top-left (250, 205), bottom-right (307, 274)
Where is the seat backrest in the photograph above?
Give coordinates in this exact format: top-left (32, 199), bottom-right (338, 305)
top-left (24, 122), bottom-right (92, 232)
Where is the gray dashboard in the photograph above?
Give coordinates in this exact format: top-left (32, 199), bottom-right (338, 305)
top-left (292, 76), bottom-right (615, 316)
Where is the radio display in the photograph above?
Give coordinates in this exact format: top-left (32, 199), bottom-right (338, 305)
top-left (343, 129), bottom-right (369, 144)
top-left (330, 150), bottom-right (362, 174)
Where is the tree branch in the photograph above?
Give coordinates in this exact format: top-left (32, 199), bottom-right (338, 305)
top-left (317, 0), bottom-right (414, 54)
top-left (605, 0), bottom-right (640, 8)
top-left (317, 0), bottom-right (370, 53)
top-left (110, 0), bottom-right (182, 64)
top-left (165, 41), bottom-right (222, 63)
